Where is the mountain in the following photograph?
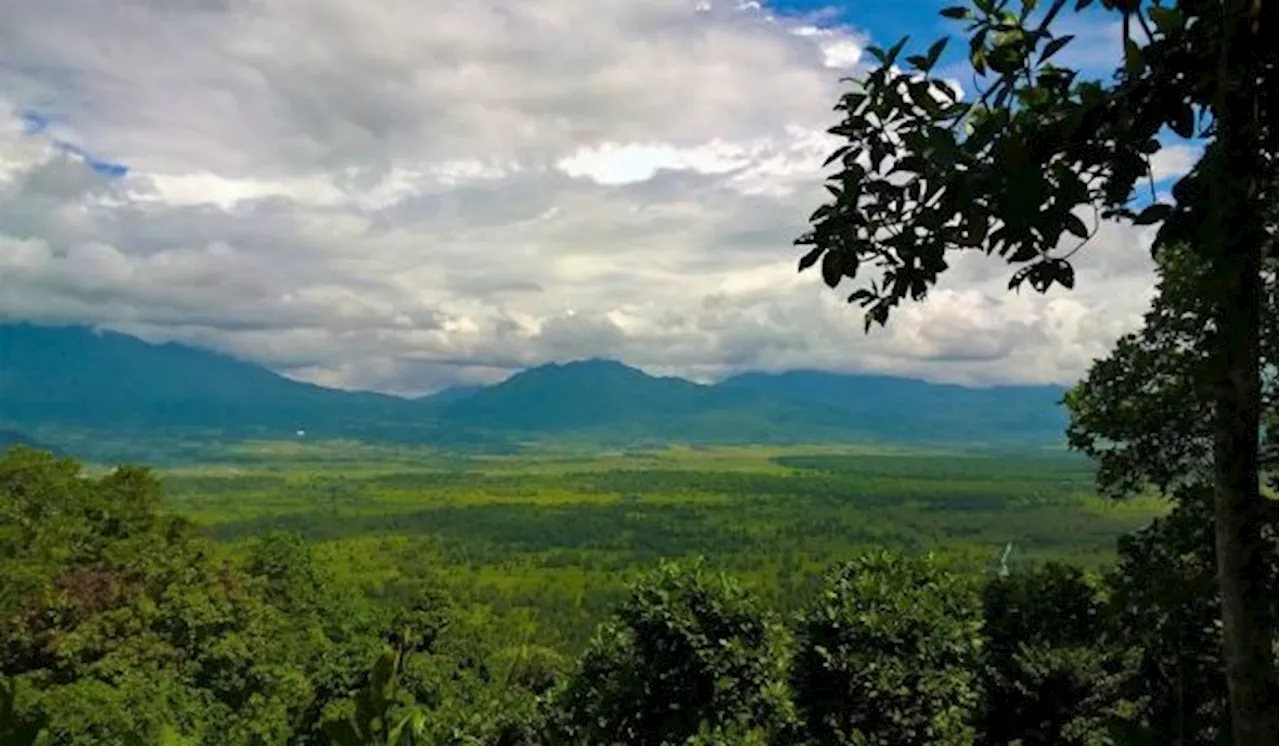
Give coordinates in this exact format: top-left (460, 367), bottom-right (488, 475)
top-left (717, 371), bottom-right (1069, 443)
top-left (0, 323), bottom-right (495, 447)
top-left (439, 361), bottom-right (1068, 445)
top-left (440, 359), bottom-right (724, 432)
top-left (1, 323), bottom-right (1072, 452)
top-left (437, 358), bottom-right (860, 442)
top-left (0, 323), bottom-right (395, 430)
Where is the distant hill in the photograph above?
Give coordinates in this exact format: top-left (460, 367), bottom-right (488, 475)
top-left (0, 323), bottom-right (493, 446)
top-left (437, 359), bottom-right (1067, 444)
top-left (0, 429), bottom-right (43, 451)
top-left (717, 370), bottom-right (1068, 443)
top-left (441, 360), bottom-right (721, 431)
top-left (0, 323), bottom-right (1071, 452)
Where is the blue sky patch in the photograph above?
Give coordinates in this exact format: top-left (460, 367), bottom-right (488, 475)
top-left (19, 109), bottom-right (130, 179)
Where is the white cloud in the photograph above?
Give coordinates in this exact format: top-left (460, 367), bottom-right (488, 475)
top-left (558, 142), bottom-right (743, 185)
top-left (1148, 143), bottom-right (1201, 182)
top-left (789, 24), bottom-right (864, 68)
top-left (0, 0), bottom-right (1158, 395)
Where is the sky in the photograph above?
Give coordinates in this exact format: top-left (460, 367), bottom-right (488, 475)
top-left (0, 0), bottom-right (1199, 395)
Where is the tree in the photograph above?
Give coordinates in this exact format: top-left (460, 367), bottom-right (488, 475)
top-left (795, 0), bottom-right (1276, 739)
top-left (320, 642), bottom-right (434, 746)
top-left (1067, 243), bottom-right (1278, 742)
top-left (244, 531), bottom-right (389, 745)
top-left (979, 563), bottom-right (1124, 745)
top-left (1106, 495), bottom-right (1247, 744)
top-left (1065, 243), bottom-right (1277, 499)
top-left (790, 551), bottom-right (982, 745)
top-left (550, 559), bottom-right (793, 746)
top-left (0, 448), bottom-right (316, 745)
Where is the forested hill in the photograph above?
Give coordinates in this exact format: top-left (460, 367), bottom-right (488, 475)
top-left (0, 323), bottom-right (417, 435)
top-left (1, 323), bottom-right (1068, 447)
top-left (0, 429), bottom-right (41, 450)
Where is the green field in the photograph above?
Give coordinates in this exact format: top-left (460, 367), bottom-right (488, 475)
top-left (152, 440), bottom-right (1167, 652)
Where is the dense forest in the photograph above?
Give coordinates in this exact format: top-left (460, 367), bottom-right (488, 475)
top-left (165, 445), bottom-right (1158, 654)
top-left (0, 442), bottom-right (1273, 745)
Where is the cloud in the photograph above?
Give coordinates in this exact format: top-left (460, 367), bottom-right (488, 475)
top-left (1148, 143), bottom-right (1201, 182)
top-left (0, 0), bottom-right (1158, 395)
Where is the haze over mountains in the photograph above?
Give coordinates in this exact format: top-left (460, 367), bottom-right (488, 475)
top-left (0, 323), bottom-right (1070, 453)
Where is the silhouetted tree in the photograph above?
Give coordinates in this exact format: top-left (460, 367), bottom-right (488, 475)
top-left (797, 0), bottom-right (1275, 737)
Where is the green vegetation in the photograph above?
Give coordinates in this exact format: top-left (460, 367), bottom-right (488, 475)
top-left (137, 442), bottom-right (1155, 652)
top-left (2, 440), bottom-right (1265, 745)
top-left (2, 440), bottom-right (1198, 742)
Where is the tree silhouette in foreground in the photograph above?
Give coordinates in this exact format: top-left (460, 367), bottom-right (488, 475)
top-left (1067, 244), bottom-right (1278, 742)
top-left (796, 0), bottom-right (1276, 739)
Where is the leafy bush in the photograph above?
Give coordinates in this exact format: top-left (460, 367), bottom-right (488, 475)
top-left (550, 559), bottom-right (793, 746)
top-left (980, 563), bottom-right (1124, 745)
top-left (791, 550), bottom-right (983, 745)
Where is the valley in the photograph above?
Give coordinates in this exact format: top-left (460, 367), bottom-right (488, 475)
top-left (0, 322), bottom-right (1165, 655)
top-left (155, 439), bottom-right (1166, 653)
top-left (0, 321), bottom-right (1241, 744)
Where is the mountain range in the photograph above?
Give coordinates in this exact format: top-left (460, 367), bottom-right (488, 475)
top-left (0, 323), bottom-right (1071, 454)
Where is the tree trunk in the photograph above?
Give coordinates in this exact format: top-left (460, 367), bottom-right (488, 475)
top-left (1211, 238), bottom-right (1275, 746)
top-left (1210, 2), bottom-right (1277, 742)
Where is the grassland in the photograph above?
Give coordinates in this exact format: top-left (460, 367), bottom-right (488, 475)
top-left (152, 439), bottom-right (1167, 652)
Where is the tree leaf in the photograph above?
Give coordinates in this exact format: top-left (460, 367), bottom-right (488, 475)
top-left (1052, 258), bottom-right (1075, 289)
top-left (841, 92), bottom-right (867, 113)
top-left (885, 36), bottom-right (911, 65)
top-left (1133, 203), bottom-right (1173, 226)
top-left (1169, 103), bottom-right (1195, 138)
top-left (967, 43), bottom-right (988, 76)
top-left (823, 145), bottom-right (853, 167)
top-left (940, 6), bottom-right (972, 19)
top-left (1064, 212), bottom-right (1089, 238)
top-left (1123, 38), bottom-right (1143, 77)
top-left (1008, 265), bottom-right (1032, 291)
top-left (925, 38), bottom-right (950, 68)
top-left (798, 247), bottom-right (824, 272)
top-left (896, 155), bottom-right (926, 174)
top-left (1148, 4), bottom-right (1182, 34)
top-left (821, 251), bottom-right (843, 288)
top-left (1038, 35), bottom-right (1074, 64)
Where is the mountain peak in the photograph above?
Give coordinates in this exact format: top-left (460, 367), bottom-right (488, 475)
top-left (530, 357), bottom-right (640, 374)
top-left (441, 357), bottom-right (701, 431)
